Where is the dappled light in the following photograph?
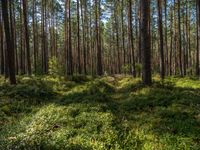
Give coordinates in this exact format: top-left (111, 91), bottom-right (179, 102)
top-left (0, 76), bottom-right (200, 149)
top-left (1, 0), bottom-right (200, 149)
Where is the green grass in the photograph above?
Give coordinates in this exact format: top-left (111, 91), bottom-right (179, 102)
top-left (0, 75), bottom-right (200, 149)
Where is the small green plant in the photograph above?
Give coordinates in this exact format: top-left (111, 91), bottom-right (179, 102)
top-left (48, 56), bottom-right (64, 77)
top-left (135, 63), bottom-right (142, 76)
top-left (0, 76), bottom-right (200, 149)
top-left (122, 64), bottom-right (130, 74)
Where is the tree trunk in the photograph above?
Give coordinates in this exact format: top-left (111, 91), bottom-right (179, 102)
top-left (157, 0), bottom-right (165, 79)
top-left (164, 0), bottom-right (168, 76)
top-left (0, 8), bottom-right (4, 74)
top-left (32, 0), bottom-right (37, 73)
top-left (121, 0), bottom-right (126, 70)
top-left (178, 0), bottom-right (183, 76)
top-left (128, 0), bottom-right (136, 77)
top-left (141, 0), bottom-right (152, 85)
top-left (196, 0), bottom-right (200, 76)
top-left (77, 0), bottom-right (81, 74)
top-left (95, 0), bottom-right (103, 76)
top-left (22, 0), bottom-right (31, 75)
top-left (169, 5), bottom-right (173, 76)
top-left (2, 0), bottom-right (16, 84)
top-left (67, 0), bottom-right (73, 75)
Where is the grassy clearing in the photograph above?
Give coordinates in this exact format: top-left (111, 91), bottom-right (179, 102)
top-left (0, 75), bottom-right (200, 149)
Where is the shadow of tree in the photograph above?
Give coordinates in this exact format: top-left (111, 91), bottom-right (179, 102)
top-left (49, 79), bottom-right (200, 148)
top-left (116, 83), bottom-right (200, 148)
top-left (1, 77), bottom-right (200, 149)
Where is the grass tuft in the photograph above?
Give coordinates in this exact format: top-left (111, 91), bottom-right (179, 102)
top-left (0, 76), bottom-right (200, 149)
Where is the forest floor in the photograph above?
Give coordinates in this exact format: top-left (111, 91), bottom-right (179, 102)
top-left (0, 75), bottom-right (200, 150)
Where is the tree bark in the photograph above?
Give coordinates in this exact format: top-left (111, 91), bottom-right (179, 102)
top-left (95, 0), bottom-right (103, 75)
top-left (141, 0), bottom-right (152, 85)
top-left (2, 0), bottom-right (16, 84)
top-left (196, 0), bottom-right (200, 76)
top-left (157, 0), bottom-right (165, 79)
top-left (128, 0), bottom-right (136, 77)
top-left (77, 0), bottom-right (81, 74)
top-left (178, 0), bottom-right (183, 76)
top-left (0, 8), bottom-right (4, 74)
top-left (22, 0), bottom-right (31, 75)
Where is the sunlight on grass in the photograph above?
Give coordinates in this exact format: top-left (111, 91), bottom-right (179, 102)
top-left (0, 75), bottom-right (200, 149)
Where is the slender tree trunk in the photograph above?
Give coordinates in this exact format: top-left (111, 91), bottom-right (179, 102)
top-left (67, 0), bottom-right (73, 75)
top-left (77, 0), bottom-right (81, 74)
top-left (64, 0), bottom-right (68, 75)
top-left (19, 0), bottom-right (24, 74)
top-left (141, 0), bottom-right (152, 85)
top-left (12, 3), bottom-right (18, 75)
top-left (2, 0), bottom-right (16, 84)
top-left (0, 8), bottom-right (4, 74)
top-left (188, 2), bottom-right (192, 75)
top-left (22, 0), bottom-right (31, 75)
top-left (157, 0), bottom-right (165, 79)
top-left (164, 0), bottom-right (168, 76)
top-left (44, 0), bottom-right (48, 73)
top-left (128, 0), bottom-right (136, 77)
top-left (81, 0), bottom-right (87, 74)
top-left (170, 5), bottom-right (173, 76)
top-left (178, 0), bottom-right (183, 76)
top-left (185, 0), bottom-right (189, 75)
top-left (139, 1), bottom-right (142, 64)
top-left (196, 0), bottom-right (200, 76)
top-left (95, 0), bottom-right (103, 75)
top-left (121, 0), bottom-right (126, 70)
top-left (41, 0), bottom-right (44, 73)
top-left (32, 0), bottom-right (37, 73)
top-left (114, 2), bottom-right (121, 74)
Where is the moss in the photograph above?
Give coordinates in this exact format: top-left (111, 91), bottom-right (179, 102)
top-left (0, 75), bottom-right (200, 149)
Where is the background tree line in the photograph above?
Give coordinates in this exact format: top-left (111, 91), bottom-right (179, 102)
top-left (0, 0), bottom-right (200, 85)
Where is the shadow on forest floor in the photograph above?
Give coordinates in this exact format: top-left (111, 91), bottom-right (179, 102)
top-left (0, 76), bottom-right (200, 149)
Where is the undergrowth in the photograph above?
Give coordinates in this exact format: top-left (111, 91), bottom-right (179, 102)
top-left (0, 75), bottom-right (200, 149)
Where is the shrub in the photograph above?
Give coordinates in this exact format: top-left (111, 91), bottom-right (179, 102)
top-left (87, 80), bottom-right (115, 94)
top-left (122, 64), bottom-right (130, 74)
top-left (135, 63), bottom-right (142, 76)
top-left (48, 57), bottom-right (64, 77)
